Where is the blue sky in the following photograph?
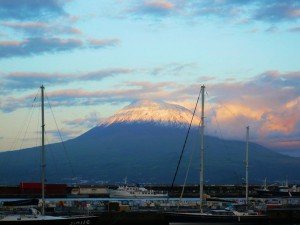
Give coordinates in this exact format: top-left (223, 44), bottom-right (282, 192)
top-left (0, 0), bottom-right (300, 153)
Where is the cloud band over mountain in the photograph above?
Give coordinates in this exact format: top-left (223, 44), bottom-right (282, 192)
top-left (0, 70), bottom-right (299, 151)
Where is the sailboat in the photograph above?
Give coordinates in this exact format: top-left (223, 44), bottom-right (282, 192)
top-left (0, 86), bottom-right (99, 224)
top-left (165, 85), bottom-right (267, 224)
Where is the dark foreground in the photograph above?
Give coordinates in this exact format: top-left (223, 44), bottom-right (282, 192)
top-left (1, 210), bottom-right (300, 225)
top-left (0, 216), bottom-right (99, 225)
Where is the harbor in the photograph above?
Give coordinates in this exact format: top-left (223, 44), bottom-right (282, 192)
top-left (1, 0), bottom-right (300, 223)
top-left (1, 195), bottom-right (300, 224)
top-left (1, 183), bottom-right (300, 199)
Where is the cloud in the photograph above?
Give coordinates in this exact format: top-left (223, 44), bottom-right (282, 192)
top-left (87, 38), bottom-right (120, 48)
top-left (265, 26), bottom-right (278, 33)
top-left (45, 128), bottom-right (82, 142)
top-left (63, 112), bottom-right (103, 129)
top-left (146, 62), bottom-right (197, 76)
top-left (125, 0), bottom-right (300, 24)
top-left (0, 37), bottom-right (120, 59)
top-left (254, 2), bottom-right (300, 22)
top-left (0, 63), bottom-right (192, 92)
top-left (288, 26), bottom-right (300, 32)
top-left (44, 81), bottom-right (173, 103)
top-left (201, 71), bottom-right (300, 149)
top-left (0, 0), bottom-right (68, 20)
top-left (132, 0), bottom-right (175, 17)
top-left (0, 81), bottom-right (175, 112)
top-left (64, 114), bottom-right (112, 139)
top-left (193, 1), bottom-right (300, 23)
top-left (1, 70), bottom-right (300, 151)
top-left (146, 70), bottom-right (300, 150)
top-left (82, 68), bottom-right (134, 80)
top-left (0, 37), bottom-right (82, 58)
top-left (2, 72), bottom-right (74, 91)
top-left (1, 68), bottom-right (134, 91)
top-left (1, 21), bottom-right (82, 36)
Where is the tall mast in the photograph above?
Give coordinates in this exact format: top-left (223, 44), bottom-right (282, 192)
top-left (245, 126), bottom-right (249, 206)
top-left (199, 85), bottom-right (205, 212)
top-left (41, 85), bottom-right (45, 216)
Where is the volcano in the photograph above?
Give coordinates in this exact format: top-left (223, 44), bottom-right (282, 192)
top-left (1, 100), bottom-right (300, 185)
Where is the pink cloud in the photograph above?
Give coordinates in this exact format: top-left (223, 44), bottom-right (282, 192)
top-left (144, 0), bottom-right (174, 10)
top-left (88, 38), bottom-right (120, 48)
top-left (0, 37), bottom-right (119, 59)
top-left (170, 71), bottom-right (300, 151)
top-left (130, 0), bottom-right (177, 17)
top-left (1, 21), bottom-right (46, 28)
top-left (289, 8), bottom-right (300, 17)
top-left (0, 40), bottom-right (22, 47)
top-left (1, 21), bottom-right (82, 36)
top-left (8, 72), bottom-right (70, 79)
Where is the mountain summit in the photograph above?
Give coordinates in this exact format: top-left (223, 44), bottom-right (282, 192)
top-left (102, 99), bottom-right (200, 127)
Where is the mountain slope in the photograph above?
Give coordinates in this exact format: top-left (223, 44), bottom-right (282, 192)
top-left (0, 100), bottom-right (299, 185)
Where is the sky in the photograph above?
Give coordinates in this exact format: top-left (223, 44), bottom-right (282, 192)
top-left (0, 0), bottom-right (299, 154)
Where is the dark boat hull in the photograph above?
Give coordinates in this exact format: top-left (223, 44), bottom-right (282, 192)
top-left (165, 212), bottom-right (268, 224)
top-left (256, 190), bottom-right (300, 197)
top-left (0, 216), bottom-right (99, 224)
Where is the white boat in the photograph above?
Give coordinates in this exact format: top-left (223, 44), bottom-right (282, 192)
top-left (109, 185), bottom-right (168, 198)
top-left (109, 176), bottom-right (168, 198)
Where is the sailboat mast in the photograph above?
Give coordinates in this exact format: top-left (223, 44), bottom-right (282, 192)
top-left (199, 85), bottom-right (205, 212)
top-left (41, 85), bottom-right (45, 216)
top-left (245, 126), bottom-right (249, 206)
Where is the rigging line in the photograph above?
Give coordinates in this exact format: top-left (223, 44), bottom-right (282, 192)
top-left (212, 108), bottom-right (232, 162)
top-left (45, 93), bottom-right (75, 179)
top-left (10, 96), bottom-right (35, 151)
top-left (33, 108), bottom-right (41, 180)
top-left (20, 101), bottom-right (39, 181)
top-left (178, 121), bottom-right (200, 208)
top-left (0, 89), bottom-right (39, 180)
top-left (35, 104), bottom-right (41, 150)
top-left (215, 100), bottom-right (246, 127)
top-left (18, 101), bottom-right (36, 150)
top-left (208, 92), bottom-right (260, 153)
top-left (169, 85), bottom-right (202, 197)
top-left (44, 130), bottom-right (59, 179)
top-left (14, 89), bottom-right (40, 151)
top-left (18, 90), bottom-right (40, 151)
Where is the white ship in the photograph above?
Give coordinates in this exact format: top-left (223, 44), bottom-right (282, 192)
top-left (109, 177), bottom-right (168, 198)
top-left (109, 185), bottom-right (168, 198)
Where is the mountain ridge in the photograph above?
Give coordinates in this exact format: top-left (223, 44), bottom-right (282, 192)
top-left (0, 99), bottom-right (300, 184)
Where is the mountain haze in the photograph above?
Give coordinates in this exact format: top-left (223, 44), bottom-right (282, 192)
top-left (0, 100), bottom-right (300, 185)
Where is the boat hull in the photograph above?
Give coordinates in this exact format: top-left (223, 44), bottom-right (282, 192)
top-left (256, 190), bottom-right (300, 197)
top-left (109, 190), bottom-right (168, 198)
top-left (165, 212), bottom-right (268, 224)
top-left (0, 216), bottom-right (99, 224)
